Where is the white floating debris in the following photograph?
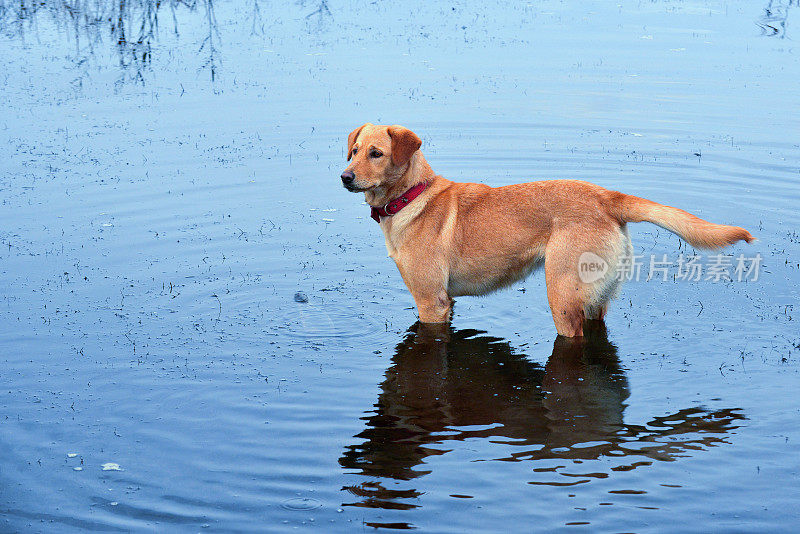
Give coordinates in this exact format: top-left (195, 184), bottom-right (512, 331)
top-left (110, 502), bottom-right (119, 506)
top-left (321, 208), bottom-right (337, 212)
top-left (67, 453), bottom-right (78, 458)
top-left (321, 218), bottom-right (334, 222)
top-left (101, 462), bottom-right (122, 471)
top-left (73, 466), bottom-right (83, 471)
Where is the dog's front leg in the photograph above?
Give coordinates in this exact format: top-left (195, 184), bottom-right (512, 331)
top-left (394, 257), bottom-right (452, 323)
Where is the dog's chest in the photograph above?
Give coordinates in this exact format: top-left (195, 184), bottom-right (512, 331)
top-left (379, 214), bottom-right (417, 259)
top-left (384, 239), bottom-right (398, 258)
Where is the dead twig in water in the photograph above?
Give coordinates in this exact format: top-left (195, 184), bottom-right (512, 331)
top-left (212, 293), bottom-right (221, 320)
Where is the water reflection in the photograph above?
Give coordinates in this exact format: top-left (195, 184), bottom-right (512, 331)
top-left (340, 323), bottom-right (744, 511)
top-left (758, 0), bottom-right (796, 38)
top-left (0, 0), bottom-right (220, 81)
top-left (0, 0), bottom-right (337, 82)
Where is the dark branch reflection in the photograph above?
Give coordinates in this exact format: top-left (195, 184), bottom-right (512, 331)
top-left (0, 0), bottom-right (336, 82)
top-left (758, 0), bottom-right (795, 38)
top-left (340, 323), bottom-right (745, 511)
top-left (0, 0), bottom-right (220, 82)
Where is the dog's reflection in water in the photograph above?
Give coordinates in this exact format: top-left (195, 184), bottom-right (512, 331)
top-left (339, 322), bottom-right (744, 511)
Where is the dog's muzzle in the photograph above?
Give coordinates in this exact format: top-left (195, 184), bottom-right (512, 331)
top-left (341, 170), bottom-right (363, 191)
top-left (341, 170), bottom-right (355, 186)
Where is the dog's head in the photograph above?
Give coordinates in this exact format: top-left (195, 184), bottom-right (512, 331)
top-left (340, 123), bottom-right (422, 192)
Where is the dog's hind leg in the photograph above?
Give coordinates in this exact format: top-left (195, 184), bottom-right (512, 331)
top-left (546, 279), bottom-right (586, 337)
top-left (583, 225), bottom-right (631, 321)
top-left (584, 303), bottom-right (608, 321)
top-left (544, 234), bottom-right (589, 337)
top-left (413, 290), bottom-right (453, 323)
top-left (544, 225), bottom-right (628, 337)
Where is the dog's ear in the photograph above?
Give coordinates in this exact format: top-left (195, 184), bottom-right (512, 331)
top-left (347, 123), bottom-right (371, 161)
top-left (387, 125), bottom-right (422, 166)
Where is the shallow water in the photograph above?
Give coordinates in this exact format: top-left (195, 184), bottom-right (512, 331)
top-left (1, 0), bottom-right (799, 532)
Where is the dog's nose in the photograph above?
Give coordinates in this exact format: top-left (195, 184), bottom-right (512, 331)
top-left (341, 170), bottom-right (355, 186)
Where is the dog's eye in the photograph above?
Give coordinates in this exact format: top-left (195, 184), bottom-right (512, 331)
top-left (351, 147), bottom-right (358, 156)
top-left (370, 150), bottom-right (383, 158)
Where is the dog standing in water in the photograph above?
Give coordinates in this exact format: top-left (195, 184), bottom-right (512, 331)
top-left (340, 123), bottom-right (754, 337)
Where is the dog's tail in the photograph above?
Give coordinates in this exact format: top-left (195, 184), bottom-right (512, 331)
top-left (611, 192), bottom-right (755, 249)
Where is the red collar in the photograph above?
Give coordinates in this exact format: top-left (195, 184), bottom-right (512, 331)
top-left (370, 182), bottom-right (428, 223)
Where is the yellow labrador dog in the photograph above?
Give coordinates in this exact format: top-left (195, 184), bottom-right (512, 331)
top-left (340, 123), bottom-right (754, 337)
